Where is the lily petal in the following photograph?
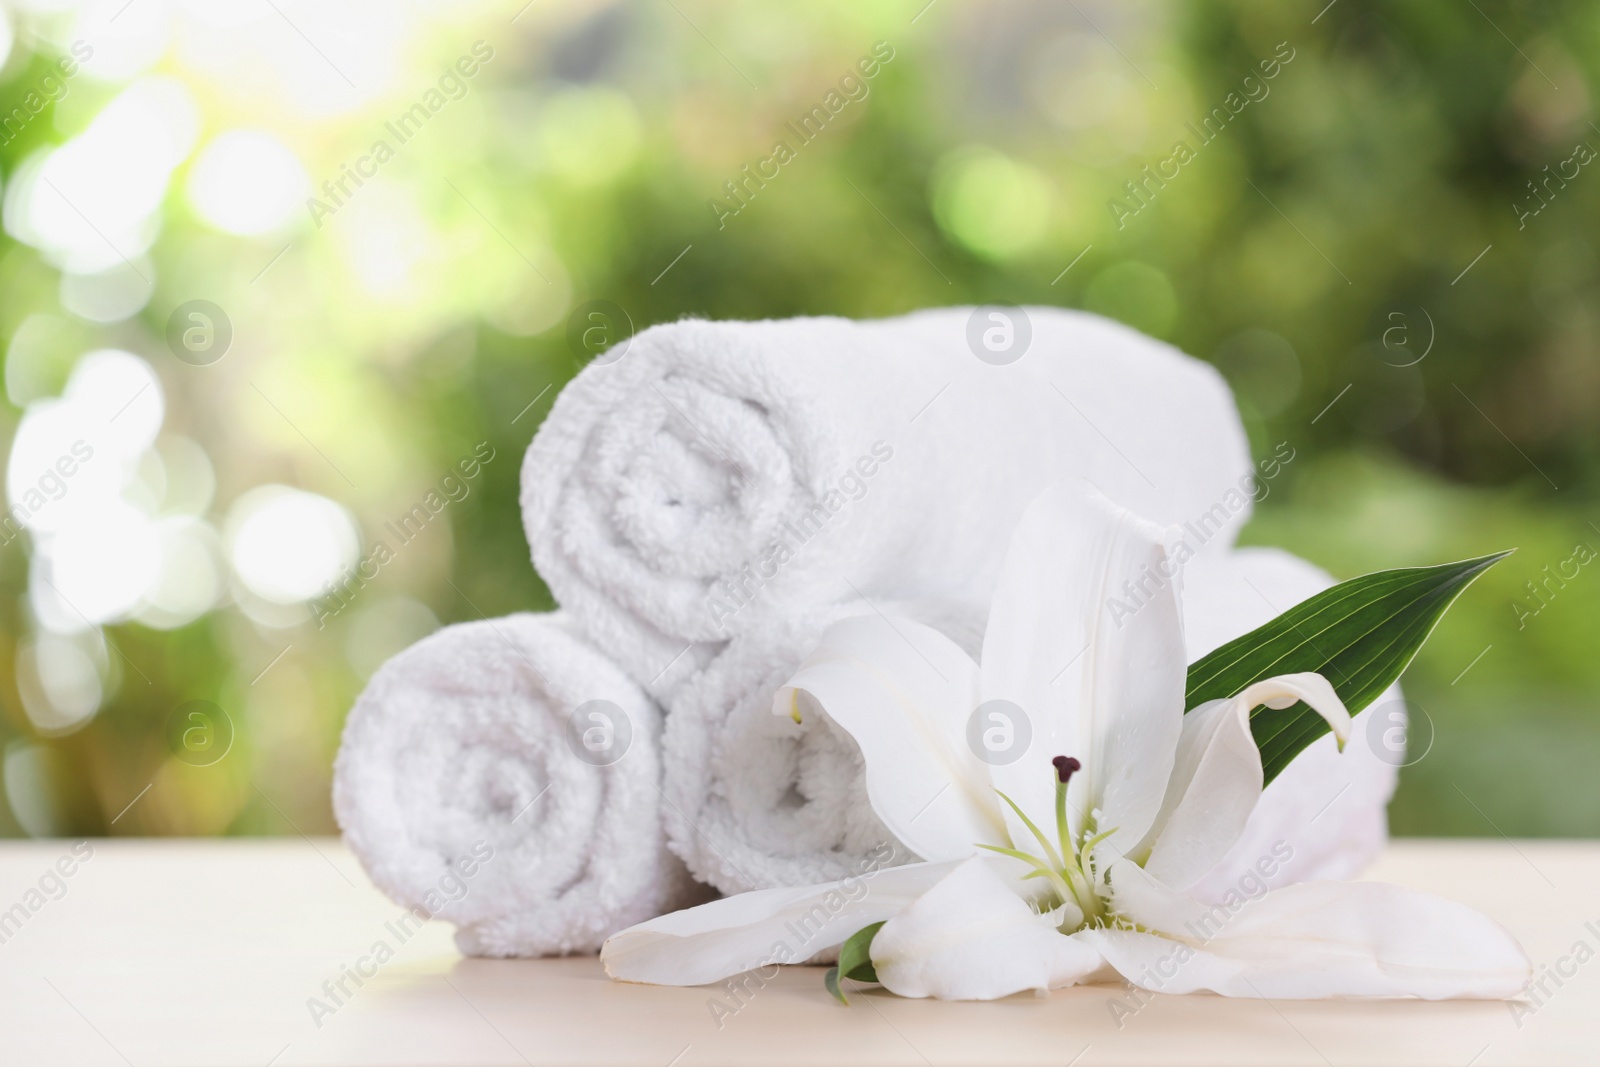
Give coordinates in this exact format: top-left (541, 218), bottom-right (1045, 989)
top-left (872, 857), bottom-right (1103, 1000)
top-left (980, 480), bottom-right (1186, 857)
top-left (1093, 860), bottom-right (1530, 999)
top-left (1229, 671), bottom-right (1353, 749)
top-left (602, 860), bottom-right (961, 987)
top-left (777, 615), bottom-right (1002, 861)
top-left (1137, 672), bottom-right (1351, 889)
top-left (1178, 547), bottom-right (1398, 897)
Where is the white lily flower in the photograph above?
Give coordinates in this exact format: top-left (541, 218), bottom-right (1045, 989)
top-left (603, 482), bottom-right (1530, 1001)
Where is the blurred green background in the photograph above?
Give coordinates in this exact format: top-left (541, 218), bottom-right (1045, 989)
top-left (0, 0), bottom-right (1593, 839)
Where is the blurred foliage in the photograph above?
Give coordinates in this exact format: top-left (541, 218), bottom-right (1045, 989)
top-left (0, 0), bottom-right (1593, 838)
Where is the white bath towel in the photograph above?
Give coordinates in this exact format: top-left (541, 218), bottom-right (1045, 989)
top-left (660, 600), bottom-right (984, 896)
top-left (522, 307), bottom-right (1254, 698)
top-left (1180, 546), bottom-right (1401, 898)
top-left (332, 612), bottom-right (704, 957)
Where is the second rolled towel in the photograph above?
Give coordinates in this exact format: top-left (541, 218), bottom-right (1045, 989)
top-left (332, 611), bottom-right (703, 957)
top-left (661, 600), bottom-right (983, 896)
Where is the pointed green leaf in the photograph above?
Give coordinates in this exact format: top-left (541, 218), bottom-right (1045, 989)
top-left (825, 921), bottom-right (885, 1004)
top-left (1185, 551), bottom-right (1510, 785)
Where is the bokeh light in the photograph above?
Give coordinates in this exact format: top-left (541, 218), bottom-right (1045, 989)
top-left (138, 515), bottom-right (224, 628)
top-left (187, 129), bottom-right (310, 235)
top-left (226, 486), bottom-right (359, 605)
top-left (15, 633), bottom-right (104, 734)
top-left (930, 146), bottom-right (1054, 261)
top-left (59, 260), bottom-right (158, 323)
top-left (44, 498), bottom-right (160, 624)
top-left (3, 76), bottom-right (197, 272)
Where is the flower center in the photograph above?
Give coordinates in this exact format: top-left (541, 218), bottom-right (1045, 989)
top-left (980, 755), bottom-right (1112, 932)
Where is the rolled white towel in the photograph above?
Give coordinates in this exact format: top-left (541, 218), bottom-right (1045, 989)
top-left (661, 600), bottom-right (983, 896)
top-left (522, 307), bottom-right (1254, 697)
top-left (332, 612), bottom-right (703, 957)
top-left (1180, 546), bottom-right (1401, 899)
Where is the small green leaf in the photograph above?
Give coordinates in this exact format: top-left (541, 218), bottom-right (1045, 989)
top-left (825, 921), bottom-right (885, 1005)
top-left (823, 965), bottom-right (844, 1004)
top-left (1185, 551), bottom-right (1510, 785)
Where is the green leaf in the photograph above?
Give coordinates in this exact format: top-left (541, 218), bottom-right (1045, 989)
top-left (1185, 551), bottom-right (1510, 785)
top-left (824, 921), bottom-right (885, 1005)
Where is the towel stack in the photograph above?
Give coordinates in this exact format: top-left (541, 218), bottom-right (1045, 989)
top-left (334, 307), bottom-right (1403, 954)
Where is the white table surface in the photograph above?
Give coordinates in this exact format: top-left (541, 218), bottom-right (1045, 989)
top-left (0, 838), bottom-right (1591, 1066)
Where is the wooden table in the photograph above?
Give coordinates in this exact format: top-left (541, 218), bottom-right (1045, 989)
top-left (0, 839), bottom-right (1591, 1066)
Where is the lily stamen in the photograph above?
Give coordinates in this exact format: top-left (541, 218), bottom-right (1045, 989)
top-left (1051, 755), bottom-right (1080, 784)
top-left (982, 756), bottom-right (1111, 930)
